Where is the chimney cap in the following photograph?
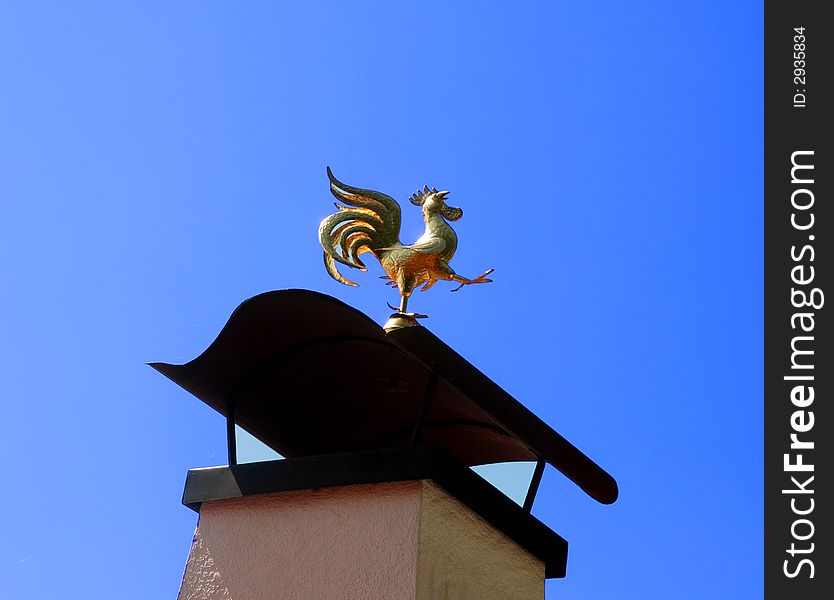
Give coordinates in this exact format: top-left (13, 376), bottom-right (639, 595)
top-left (150, 290), bottom-right (617, 505)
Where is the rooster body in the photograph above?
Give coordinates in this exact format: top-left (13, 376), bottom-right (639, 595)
top-left (319, 168), bottom-right (492, 314)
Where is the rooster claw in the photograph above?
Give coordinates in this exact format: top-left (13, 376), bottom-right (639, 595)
top-left (386, 302), bottom-right (427, 319)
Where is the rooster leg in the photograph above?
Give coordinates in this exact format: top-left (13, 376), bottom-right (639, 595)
top-left (450, 268), bottom-right (495, 292)
top-left (386, 276), bottom-right (426, 318)
top-left (386, 299), bottom-right (427, 319)
top-left (385, 297), bottom-right (410, 312)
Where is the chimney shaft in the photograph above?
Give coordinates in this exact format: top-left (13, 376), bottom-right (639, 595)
top-left (178, 480), bottom-right (544, 600)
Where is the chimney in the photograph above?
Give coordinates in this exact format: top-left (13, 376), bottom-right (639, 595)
top-left (152, 290), bottom-right (617, 599)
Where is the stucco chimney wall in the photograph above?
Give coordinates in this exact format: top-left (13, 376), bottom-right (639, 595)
top-left (177, 480), bottom-right (544, 600)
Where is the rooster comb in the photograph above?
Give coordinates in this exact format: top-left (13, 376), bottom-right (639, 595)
top-left (409, 185), bottom-right (448, 206)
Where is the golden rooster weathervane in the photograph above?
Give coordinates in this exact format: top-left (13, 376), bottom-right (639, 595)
top-left (319, 167), bottom-right (493, 329)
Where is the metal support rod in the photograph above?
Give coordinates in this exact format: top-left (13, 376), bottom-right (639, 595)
top-left (523, 459), bottom-right (546, 513)
top-left (226, 399), bottom-right (237, 467)
top-left (411, 374), bottom-right (439, 444)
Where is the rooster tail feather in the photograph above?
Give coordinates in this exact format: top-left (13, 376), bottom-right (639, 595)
top-left (319, 167), bottom-right (404, 286)
top-left (326, 167), bottom-right (401, 249)
top-left (323, 252), bottom-right (358, 287)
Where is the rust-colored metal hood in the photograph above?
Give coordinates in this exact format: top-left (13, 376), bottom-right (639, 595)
top-left (150, 290), bottom-right (618, 504)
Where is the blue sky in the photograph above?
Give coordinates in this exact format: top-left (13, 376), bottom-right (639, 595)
top-left (0, 2), bottom-right (762, 598)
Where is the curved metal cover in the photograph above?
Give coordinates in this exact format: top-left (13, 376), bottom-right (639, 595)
top-left (150, 290), bottom-right (618, 504)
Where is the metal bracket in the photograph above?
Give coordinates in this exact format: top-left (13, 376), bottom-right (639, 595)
top-left (523, 459), bottom-right (546, 512)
